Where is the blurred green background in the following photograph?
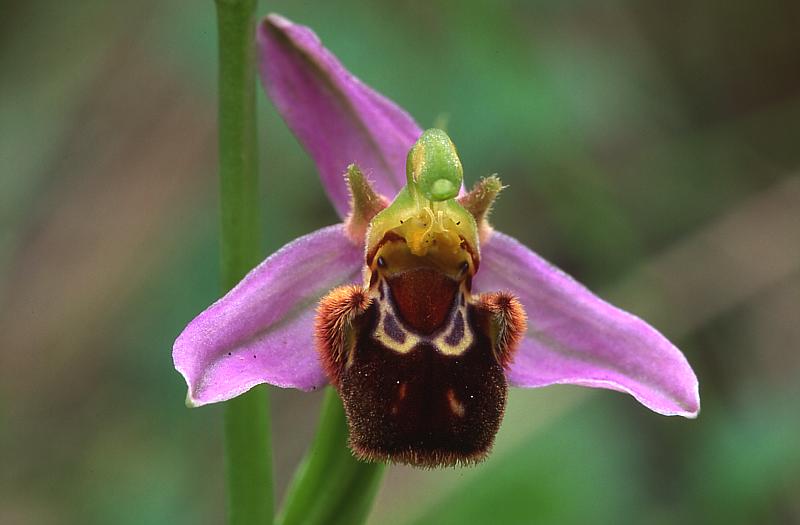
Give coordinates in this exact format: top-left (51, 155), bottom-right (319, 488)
top-left (2, 1), bottom-right (799, 524)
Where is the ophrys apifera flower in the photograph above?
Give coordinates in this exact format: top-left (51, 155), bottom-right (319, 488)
top-left (173, 14), bottom-right (699, 468)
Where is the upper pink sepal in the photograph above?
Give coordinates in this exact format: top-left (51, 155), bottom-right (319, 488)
top-left (257, 15), bottom-right (422, 219)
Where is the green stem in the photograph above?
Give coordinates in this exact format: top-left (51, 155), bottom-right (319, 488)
top-left (215, 0), bottom-right (273, 524)
top-left (224, 389), bottom-right (273, 525)
top-left (278, 389), bottom-right (385, 525)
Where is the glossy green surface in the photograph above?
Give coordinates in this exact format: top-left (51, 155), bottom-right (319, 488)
top-left (406, 129), bottom-right (463, 202)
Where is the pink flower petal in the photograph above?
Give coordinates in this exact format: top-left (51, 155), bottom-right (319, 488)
top-left (258, 15), bottom-right (422, 218)
top-left (173, 225), bottom-right (363, 406)
top-left (474, 231), bottom-right (700, 417)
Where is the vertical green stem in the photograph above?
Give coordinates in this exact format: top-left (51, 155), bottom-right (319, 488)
top-left (278, 389), bottom-right (385, 525)
top-left (215, 0), bottom-right (273, 524)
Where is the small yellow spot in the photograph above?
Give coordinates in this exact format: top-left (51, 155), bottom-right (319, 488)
top-left (398, 382), bottom-right (408, 400)
top-left (391, 382), bottom-right (408, 416)
top-left (446, 389), bottom-right (465, 417)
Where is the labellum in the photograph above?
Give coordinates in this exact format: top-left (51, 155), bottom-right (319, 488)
top-left (316, 129), bottom-right (526, 467)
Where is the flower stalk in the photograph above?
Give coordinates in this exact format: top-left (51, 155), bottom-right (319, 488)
top-left (215, 0), bottom-right (273, 523)
top-left (278, 389), bottom-right (385, 525)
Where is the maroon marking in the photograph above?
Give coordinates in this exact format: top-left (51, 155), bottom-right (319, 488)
top-left (366, 231), bottom-right (406, 267)
top-left (368, 270), bottom-right (379, 289)
top-left (387, 269), bottom-right (458, 335)
top-left (460, 237), bottom-right (479, 273)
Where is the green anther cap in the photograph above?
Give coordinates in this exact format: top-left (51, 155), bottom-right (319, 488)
top-left (406, 128), bottom-right (463, 201)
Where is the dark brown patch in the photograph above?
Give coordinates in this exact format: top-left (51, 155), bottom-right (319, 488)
top-left (340, 303), bottom-right (507, 467)
top-left (387, 269), bottom-right (458, 335)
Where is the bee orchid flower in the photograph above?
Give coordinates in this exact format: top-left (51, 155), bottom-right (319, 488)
top-left (173, 14), bottom-right (699, 467)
